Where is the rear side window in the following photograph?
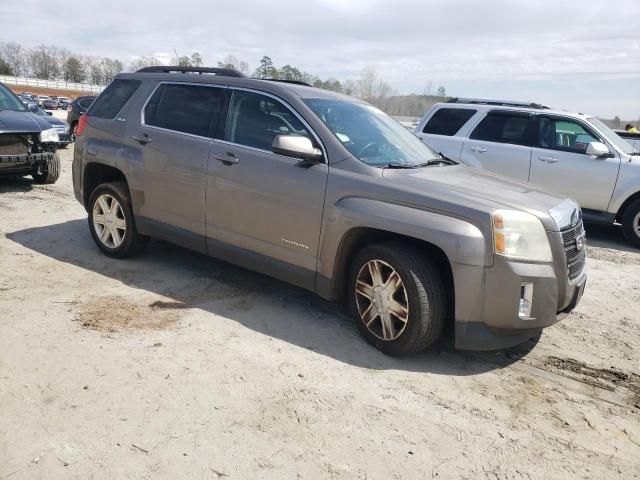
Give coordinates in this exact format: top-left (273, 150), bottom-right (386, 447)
top-left (422, 108), bottom-right (476, 136)
top-left (78, 98), bottom-right (94, 110)
top-left (144, 84), bottom-right (223, 137)
top-left (224, 90), bottom-right (311, 151)
top-left (470, 112), bottom-right (533, 146)
top-left (88, 80), bottom-right (140, 119)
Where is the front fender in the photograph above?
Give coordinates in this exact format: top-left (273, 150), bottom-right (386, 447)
top-left (316, 196), bottom-right (490, 299)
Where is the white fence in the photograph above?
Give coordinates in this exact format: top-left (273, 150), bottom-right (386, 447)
top-left (0, 75), bottom-right (104, 94)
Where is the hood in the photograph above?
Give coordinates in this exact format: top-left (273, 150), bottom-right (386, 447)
top-left (0, 110), bottom-right (53, 134)
top-left (382, 164), bottom-right (577, 231)
top-left (42, 115), bottom-right (67, 128)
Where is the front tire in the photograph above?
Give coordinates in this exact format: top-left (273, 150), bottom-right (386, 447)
top-left (348, 242), bottom-right (448, 356)
top-left (32, 153), bottom-right (61, 184)
top-left (88, 182), bottom-right (149, 258)
top-left (621, 199), bottom-right (640, 248)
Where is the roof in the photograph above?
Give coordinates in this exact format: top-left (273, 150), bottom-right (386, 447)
top-left (436, 101), bottom-right (593, 120)
top-left (118, 66), bottom-right (361, 103)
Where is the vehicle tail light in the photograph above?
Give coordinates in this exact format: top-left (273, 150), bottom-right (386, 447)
top-left (77, 115), bottom-right (89, 137)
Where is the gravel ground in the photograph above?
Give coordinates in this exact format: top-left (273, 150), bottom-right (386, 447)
top-left (0, 145), bottom-right (639, 480)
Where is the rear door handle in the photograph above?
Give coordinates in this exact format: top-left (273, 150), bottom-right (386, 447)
top-left (538, 156), bottom-right (558, 163)
top-left (132, 134), bottom-right (151, 145)
top-left (214, 152), bottom-right (239, 165)
top-left (470, 147), bottom-right (487, 153)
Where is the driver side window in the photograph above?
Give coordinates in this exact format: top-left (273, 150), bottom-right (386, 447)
top-left (537, 117), bottom-right (600, 154)
top-left (224, 90), bottom-right (311, 151)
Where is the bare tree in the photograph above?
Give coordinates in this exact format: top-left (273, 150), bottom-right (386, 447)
top-left (437, 85), bottom-right (447, 97)
top-left (29, 45), bottom-right (60, 80)
top-left (356, 66), bottom-right (391, 108)
top-left (63, 56), bottom-right (86, 83)
top-left (191, 52), bottom-right (203, 67)
top-left (2, 42), bottom-right (26, 76)
top-left (128, 56), bottom-right (162, 72)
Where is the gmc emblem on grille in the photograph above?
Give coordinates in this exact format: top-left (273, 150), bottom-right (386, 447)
top-left (575, 232), bottom-right (586, 251)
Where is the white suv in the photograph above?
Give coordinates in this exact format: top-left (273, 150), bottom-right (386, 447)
top-left (415, 99), bottom-right (640, 247)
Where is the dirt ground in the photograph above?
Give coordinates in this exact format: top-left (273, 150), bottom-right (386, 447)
top-left (1, 143), bottom-right (639, 480)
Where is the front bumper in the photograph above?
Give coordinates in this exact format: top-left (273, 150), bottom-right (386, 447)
top-left (452, 245), bottom-right (587, 351)
top-left (0, 152), bottom-right (57, 176)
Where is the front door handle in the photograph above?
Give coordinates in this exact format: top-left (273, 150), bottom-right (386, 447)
top-left (214, 152), bottom-right (239, 165)
top-left (538, 156), bottom-right (558, 163)
top-left (132, 134), bottom-right (151, 145)
top-left (470, 147), bottom-right (487, 153)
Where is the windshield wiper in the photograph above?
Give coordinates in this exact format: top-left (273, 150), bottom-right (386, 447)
top-left (382, 163), bottom-right (418, 169)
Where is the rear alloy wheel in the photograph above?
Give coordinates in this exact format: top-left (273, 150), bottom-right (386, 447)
top-left (348, 242), bottom-right (448, 356)
top-left (621, 199), bottom-right (640, 248)
top-left (88, 182), bottom-right (149, 258)
top-left (92, 193), bottom-right (127, 249)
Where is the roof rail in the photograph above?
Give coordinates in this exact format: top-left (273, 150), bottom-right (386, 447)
top-left (263, 79), bottom-right (312, 87)
top-left (446, 97), bottom-right (550, 110)
top-left (135, 66), bottom-right (247, 78)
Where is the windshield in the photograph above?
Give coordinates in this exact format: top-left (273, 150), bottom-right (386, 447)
top-left (588, 117), bottom-right (636, 155)
top-left (303, 98), bottom-right (441, 167)
top-left (0, 83), bottom-right (27, 112)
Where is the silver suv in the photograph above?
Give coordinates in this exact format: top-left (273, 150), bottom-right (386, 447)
top-left (416, 99), bottom-right (640, 247)
top-left (72, 67), bottom-right (586, 355)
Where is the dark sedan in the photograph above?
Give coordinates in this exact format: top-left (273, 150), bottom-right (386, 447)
top-left (42, 99), bottom-right (59, 110)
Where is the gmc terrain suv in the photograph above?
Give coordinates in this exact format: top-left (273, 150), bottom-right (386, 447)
top-left (72, 67), bottom-right (587, 355)
top-left (0, 82), bottom-right (61, 183)
top-left (416, 99), bottom-right (640, 247)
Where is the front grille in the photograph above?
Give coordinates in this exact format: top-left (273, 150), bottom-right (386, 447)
top-left (562, 222), bottom-right (586, 281)
top-left (0, 134), bottom-right (30, 156)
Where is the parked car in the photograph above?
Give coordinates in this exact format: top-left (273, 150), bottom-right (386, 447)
top-left (35, 95), bottom-right (50, 107)
top-left (72, 67), bottom-right (586, 355)
top-left (42, 98), bottom-right (59, 110)
top-left (27, 104), bottom-right (71, 148)
top-left (0, 82), bottom-right (61, 183)
top-left (616, 129), bottom-right (640, 152)
top-left (67, 95), bottom-right (96, 141)
top-left (57, 96), bottom-right (71, 110)
top-left (415, 98), bottom-right (640, 247)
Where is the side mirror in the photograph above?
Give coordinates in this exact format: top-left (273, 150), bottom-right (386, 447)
top-left (272, 135), bottom-right (323, 162)
top-left (586, 141), bottom-right (611, 157)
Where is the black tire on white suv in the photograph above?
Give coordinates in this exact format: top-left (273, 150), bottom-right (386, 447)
top-left (621, 199), bottom-right (640, 248)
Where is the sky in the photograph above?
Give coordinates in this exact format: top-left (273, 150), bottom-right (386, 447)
top-left (1, 0), bottom-right (639, 119)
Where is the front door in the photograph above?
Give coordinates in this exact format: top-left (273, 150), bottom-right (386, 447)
top-left (206, 89), bottom-right (328, 288)
top-left (529, 115), bottom-right (621, 211)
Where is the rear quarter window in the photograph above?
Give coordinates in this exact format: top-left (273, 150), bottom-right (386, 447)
top-left (88, 80), bottom-right (141, 119)
top-left (423, 108), bottom-right (476, 136)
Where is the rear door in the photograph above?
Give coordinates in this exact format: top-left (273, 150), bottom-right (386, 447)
top-left (461, 110), bottom-right (534, 181)
top-left (529, 115), bottom-right (620, 211)
top-left (127, 82), bottom-right (225, 251)
top-left (206, 88), bottom-right (328, 289)
top-left (415, 107), bottom-right (477, 160)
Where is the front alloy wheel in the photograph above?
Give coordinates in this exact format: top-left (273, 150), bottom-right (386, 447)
top-left (348, 242), bottom-right (448, 356)
top-left (355, 259), bottom-right (409, 341)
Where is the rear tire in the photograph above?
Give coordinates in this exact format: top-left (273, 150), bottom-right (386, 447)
top-left (32, 153), bottom-right (61, 184)
top-left (348, 241), bottom-right (448, 356)
top-left (88, 182), bottom-right (149, 258)
top-left (621, 199), bottom-right (640, 248)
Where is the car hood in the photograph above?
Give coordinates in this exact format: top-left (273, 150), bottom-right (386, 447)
top-left (42, 115), bottom-right (67, 127)
top-left (382, 164), bottom-right (577, 231)
top-left (0, 110), bottom-right (52, 134)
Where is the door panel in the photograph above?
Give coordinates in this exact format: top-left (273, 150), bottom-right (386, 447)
top-left (529, 116), bottom-right (620, 211)
top-left (461, 141), bottom-right (532, 181)
top-left (205, 89), bottom-right (328, 281)
top-left (461, 111), bottom-right (534, 181)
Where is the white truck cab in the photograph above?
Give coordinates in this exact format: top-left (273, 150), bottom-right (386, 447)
top-left (415, 99), bottom-right (640, 247)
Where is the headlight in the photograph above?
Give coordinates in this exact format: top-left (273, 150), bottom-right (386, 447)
top-left (40, 128), bottom-right (60, 143)
top-left (492, 210), bottom-right (552, 262)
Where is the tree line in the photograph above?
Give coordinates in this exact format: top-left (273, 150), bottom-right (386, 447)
top-left (0, 43), bottom-right (448, 115)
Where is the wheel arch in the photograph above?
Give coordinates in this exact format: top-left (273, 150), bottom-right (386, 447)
top-left (83, 162), bottom-right (128, 209)
top-left (615, 190), bottom-right (640, 223)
